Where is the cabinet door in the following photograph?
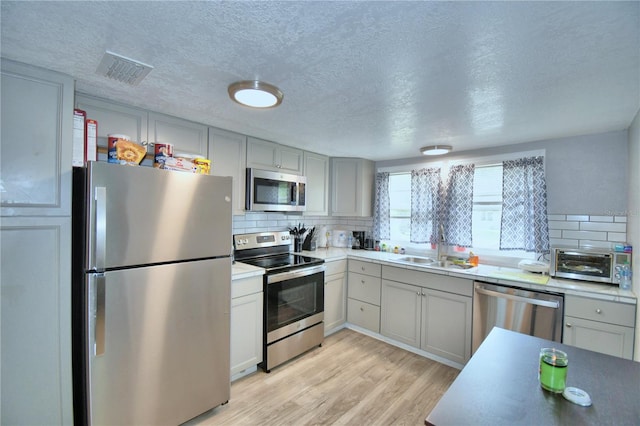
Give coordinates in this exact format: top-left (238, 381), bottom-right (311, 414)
top-left (563, 316), bottom-right (634, 360)
top-left (381, 280), bottom-right (421, 347)
top-left (303, 152), bottom-right (329, 216)
top-left (1, 59), bottom-right (73, 216)
top-left (148, 112), bottom-right (208, 157)
top-left (324, 272), bottom-right (347, 333)
top-left (347, 298), bottom-right (380, 333)
top-left (347, 272), bottom-right (381, 305)
top-left (421, 289), bottom-right (472, 365)
top-left (279, 145), bottom-right (303, 174)
top-left (1, 217), bottom-right (73, 425)
top-left (246, 137), bottom-right (278, 170)
top-left (246, 137), bottom-right (302, 174)
top-left (75, 94), bottom-right (148, 149)
top-left (208, 128), bottom-right (247, 215)
top-left (230, 292), bottom-right (263, 376)
top-left (331, 158), bottom-right (359, 216)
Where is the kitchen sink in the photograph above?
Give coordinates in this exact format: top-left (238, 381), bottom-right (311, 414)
top-left (397, 256), bottom-right (437, 265)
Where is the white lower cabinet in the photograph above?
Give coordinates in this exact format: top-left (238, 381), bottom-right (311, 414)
top-left (324, 259), bottom-right (347, 333)
top-left (230, 275), bottom-right (263, 377)
top-left (380, 267), bottom-right (473, 365)
top-left (1, 217), bottom-right (73, 425)
top-left (563, 295), bottom-right (636, 360)
top-left (347, 259), bottom-right (382, 333)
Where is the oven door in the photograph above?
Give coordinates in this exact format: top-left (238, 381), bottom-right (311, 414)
top-left (265, 265), bottom-right (324, 344)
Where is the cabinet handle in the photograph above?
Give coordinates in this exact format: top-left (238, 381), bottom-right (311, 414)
top-left (595, 308), bottom-right (602, 314)
top-left (361, 267), bottom-right (365, 271)
top-left (416, 291), bottom-right (421, 296)
top-left (360, 306), bottom-right (364, 312)
top-left (566, 323), bottom-right (572, 328)
top-left (361, 280), bottom-right (365, 284)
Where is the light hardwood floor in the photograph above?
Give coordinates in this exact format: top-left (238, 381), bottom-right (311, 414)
top-left (189, 329), bottom-right (459, 425)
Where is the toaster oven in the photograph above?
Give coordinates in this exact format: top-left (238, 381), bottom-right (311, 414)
top-left (550, 247), bottom-right (632, 284)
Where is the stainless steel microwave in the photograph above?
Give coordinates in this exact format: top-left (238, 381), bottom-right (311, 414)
top-left (245, 168), bottom-right (306, 212)
top-left (550, 247), bottom-right (632, 284)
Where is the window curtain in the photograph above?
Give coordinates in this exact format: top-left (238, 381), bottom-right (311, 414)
top-left (500, 156), bottom-right (550, 253)
top-left (410, 168), bottom-right (441, 243)
top-left (373, 172), bottom-right (390, 240)
top-left (441, 164), bottom-right (475, 247)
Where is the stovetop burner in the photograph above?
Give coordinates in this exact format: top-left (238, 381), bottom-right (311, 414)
top-left (233, 231), bottom-right (323, 274)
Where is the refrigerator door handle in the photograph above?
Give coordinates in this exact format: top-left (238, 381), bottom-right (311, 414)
top-left (94, 186), bottom-right (107, 271)
top-left (89, 273), bottom-right (106, 356)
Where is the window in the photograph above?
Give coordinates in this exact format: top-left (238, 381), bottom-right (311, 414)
top-left (388, 173), bottom-right (411, 243)
top-left (471, 164), bottom-right (502, 250)
top-left (382, 160), bottom-right (540, 259)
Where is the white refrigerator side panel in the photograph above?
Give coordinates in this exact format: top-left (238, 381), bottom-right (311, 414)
top-left (87, 258), bottom-right (231, 425)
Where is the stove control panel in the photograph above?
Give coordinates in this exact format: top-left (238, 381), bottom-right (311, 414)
top-left (234, 231), bottom-right (292, 251)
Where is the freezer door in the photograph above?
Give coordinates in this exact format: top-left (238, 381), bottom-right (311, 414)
top-left (86, 162), bottom-right (232, 270)
top-left (86, 258), bottom-right (231, 425)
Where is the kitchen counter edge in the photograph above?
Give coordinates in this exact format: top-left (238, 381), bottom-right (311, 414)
top-left (298, 248), bottom-right (637, 305)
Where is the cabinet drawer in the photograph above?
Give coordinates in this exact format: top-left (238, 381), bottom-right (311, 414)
top-left (348, 272), bottom-right (381, 305)
top-left (347, 298), bottom-right (380, 333)
top-left (231, 275), bottom-right (263, 299)
top-left (382, 266), bottom-right (473, 297)
top-left (565, 296), bottom-right (636, 327)
top-left (349, 259), bottom-right (381, 277)
top-left (325, 259), bottom-right (347, 276)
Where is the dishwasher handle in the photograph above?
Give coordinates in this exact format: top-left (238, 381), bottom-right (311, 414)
top-left (475, 285), bottom-right (560, 309)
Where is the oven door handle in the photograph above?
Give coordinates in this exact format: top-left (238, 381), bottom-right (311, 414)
top-left (267, 265), bottom-right (325, 284)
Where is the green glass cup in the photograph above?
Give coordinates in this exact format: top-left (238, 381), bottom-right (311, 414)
top-left (539, 348), bottom-right (568, 393)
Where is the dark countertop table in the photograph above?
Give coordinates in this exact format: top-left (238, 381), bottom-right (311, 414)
top-left (426, 327), bottom-right (640, 425)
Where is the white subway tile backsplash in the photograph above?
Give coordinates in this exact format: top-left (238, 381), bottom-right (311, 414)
top-left (547, 214), bottom-right (566, 221)
top-left (615, 216), bottom-right (627, 223)
top-left (588, 215), bottom-right (614, 223)
top-left (580, 222), bottom-right (626, 232)
top-left (549, 221), bottom-right (579, 230)
top-left (549, 230), bottom-right (562, 238)
top-left (549, 238), bottom-right (579, 248)
top-left (562, 230), bottom-right (607, 241)
top-left (578, 240), bottom-right (614, 249)
top-left (607, 232), bottom-right (627, 242)
top-left (566, 215), bottom-right (589, 221)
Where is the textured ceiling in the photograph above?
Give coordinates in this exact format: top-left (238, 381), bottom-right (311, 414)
top-left (1, 1), bottom-right (639, 161)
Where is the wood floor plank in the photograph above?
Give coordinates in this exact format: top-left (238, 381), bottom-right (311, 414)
top-left (188, 329), bottom-right (459, 426)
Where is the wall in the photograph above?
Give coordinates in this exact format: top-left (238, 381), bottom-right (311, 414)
top-left (628, 108), bottom-right (640, 361)
top-left (375, 130), bottom-right (629, 216)
top-left (232, 212), bottom-right (373, 243)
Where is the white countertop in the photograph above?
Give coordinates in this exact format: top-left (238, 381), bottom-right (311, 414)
top-left (231, 261), bottom-right (265, 280)
top-left (298, 248), bottom-right (638, 305)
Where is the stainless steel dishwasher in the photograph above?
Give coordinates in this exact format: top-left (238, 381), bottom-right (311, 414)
top-left (472, 281), bottom-right (564, 354)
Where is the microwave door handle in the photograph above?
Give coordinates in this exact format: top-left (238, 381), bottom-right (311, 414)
top-left (291, 183), bottom-right (297, 205)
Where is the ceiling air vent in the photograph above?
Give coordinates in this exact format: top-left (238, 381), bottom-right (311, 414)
top-left (96, 51), bottom-right (153, 86)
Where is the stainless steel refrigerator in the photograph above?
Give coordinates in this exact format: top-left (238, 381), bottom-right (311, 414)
top-left (72, 162), bottom-right (232, 425)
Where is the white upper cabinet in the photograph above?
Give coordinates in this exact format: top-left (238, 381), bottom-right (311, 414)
top-left (75, 93), bottom-right (148, 147)
top-left (303, 151), bottom-right (329, 216)
top-left (76, 94), bottom-right (208, 159)
top-left (330, 157), bottom-right (374, 217)
top-left (148, 111), bottom-right (208, 157)
top-left (208, 127), bottom-right (247, 215)
top-left (1, 59), bottom-right (74, 217)
top-left (247, 137), bottom-right (303, 174)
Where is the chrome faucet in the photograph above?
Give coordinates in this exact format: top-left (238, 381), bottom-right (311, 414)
top-left (437, 224), bottom-right (447, 263)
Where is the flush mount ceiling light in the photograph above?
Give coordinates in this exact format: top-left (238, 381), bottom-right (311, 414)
top-left (420, 145), bottom-right (453, 156)
top-left (228, 80), bottom-right (283, 108)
